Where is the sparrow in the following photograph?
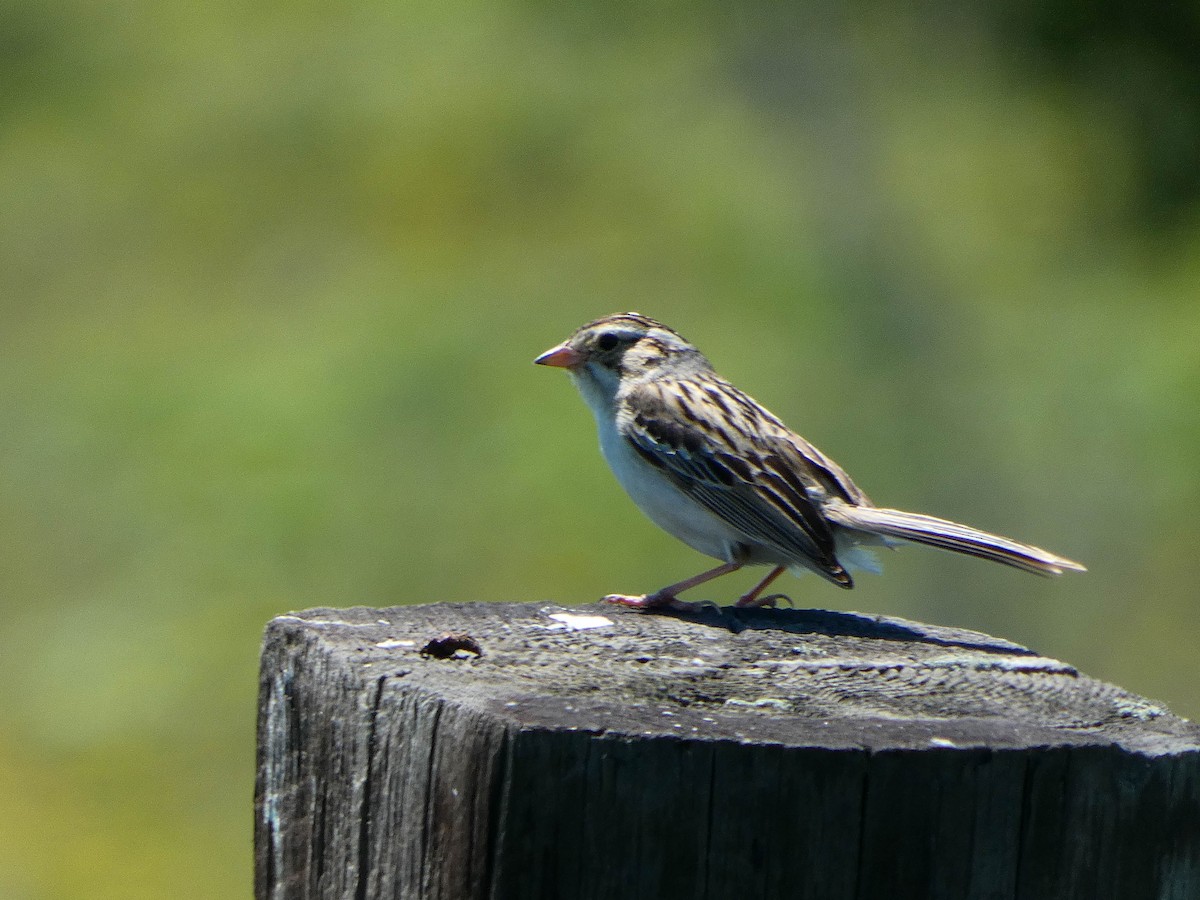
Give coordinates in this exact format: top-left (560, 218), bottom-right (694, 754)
top-left (535, 313), bottom-right (1085, 610)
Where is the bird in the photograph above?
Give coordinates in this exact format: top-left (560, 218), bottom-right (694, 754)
top-left (534, 312), bottom-right (1085, 611)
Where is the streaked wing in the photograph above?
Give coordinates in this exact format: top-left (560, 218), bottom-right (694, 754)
top-left (620, 377), bottom-right (849, 581)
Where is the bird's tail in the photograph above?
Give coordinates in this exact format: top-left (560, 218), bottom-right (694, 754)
top-left (826, 504), bottom-right (1086, 577)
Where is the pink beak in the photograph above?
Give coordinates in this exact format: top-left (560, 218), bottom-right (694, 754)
top-left (534, 342), bottom-right (585, 368)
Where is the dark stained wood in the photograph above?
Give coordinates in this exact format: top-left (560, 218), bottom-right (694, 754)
top-left (254, 602), bottom-right (1200, 900)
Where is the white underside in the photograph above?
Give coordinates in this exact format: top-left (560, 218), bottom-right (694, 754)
top-left (597, 415), bottom-right (741, 560)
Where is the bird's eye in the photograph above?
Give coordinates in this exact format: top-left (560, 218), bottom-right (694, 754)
top-left (596, 332), bottom-right (621, 351)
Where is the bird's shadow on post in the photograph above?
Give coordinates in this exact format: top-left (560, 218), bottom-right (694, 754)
top-left (655, 605), bottom-right (1039, 657)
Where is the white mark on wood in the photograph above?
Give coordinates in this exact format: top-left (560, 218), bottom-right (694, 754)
top-left (725, 698), bottom-right (791, 710)
top-left (545, 612), bottom-right (615, 631)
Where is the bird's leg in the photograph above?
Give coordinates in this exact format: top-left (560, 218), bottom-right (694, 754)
top-left (603, 560), bottom-right (743, 611)
top-left (734, 565), bottom-right (789, 608)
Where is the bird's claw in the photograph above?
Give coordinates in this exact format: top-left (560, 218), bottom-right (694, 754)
top-left (602, 593), bottom-right (663, 609)
top-left (735, 592), bottom-right (794, 609)
top-left (602, 593), bottom-right (719, 614)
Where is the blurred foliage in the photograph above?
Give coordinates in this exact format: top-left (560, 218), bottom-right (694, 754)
top-left (2, 0), bottom-right (1198, 896)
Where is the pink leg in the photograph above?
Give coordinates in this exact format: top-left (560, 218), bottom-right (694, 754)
top-left (734, 566), bottom-right (788, 608)
top-left (603, 560), bottom-right (743, 611)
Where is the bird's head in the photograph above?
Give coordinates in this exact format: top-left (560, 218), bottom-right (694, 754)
top-left (534, 313), bottom-right (705, 400)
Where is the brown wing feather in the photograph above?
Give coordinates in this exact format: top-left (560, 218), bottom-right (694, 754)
top-left (621, 378), bottom-right (852, 585)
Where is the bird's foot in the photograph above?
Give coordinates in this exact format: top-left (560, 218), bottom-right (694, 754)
top-left (602, 593), bottom-right (719, 614)
top-left (602, 592), bottom-right (667, 609)
top-left (734, 592), bottom-right (794, 609)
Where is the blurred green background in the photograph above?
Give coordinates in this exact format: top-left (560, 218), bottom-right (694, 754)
top-left (3, 0), bottom-right (1199, 896)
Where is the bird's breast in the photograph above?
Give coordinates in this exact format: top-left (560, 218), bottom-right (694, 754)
top-left (594, 415), bottom-right (739, 561)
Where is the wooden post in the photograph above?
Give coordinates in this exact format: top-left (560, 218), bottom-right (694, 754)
top-left (254, 602), bottom-right (1200, 900)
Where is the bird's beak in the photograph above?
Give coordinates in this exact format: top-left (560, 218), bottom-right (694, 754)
top-left (534, 342), bottom-right (585, 368)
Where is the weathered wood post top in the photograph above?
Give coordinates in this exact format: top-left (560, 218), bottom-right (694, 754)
top-left (255, 602), bottom-right (1200, 900)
